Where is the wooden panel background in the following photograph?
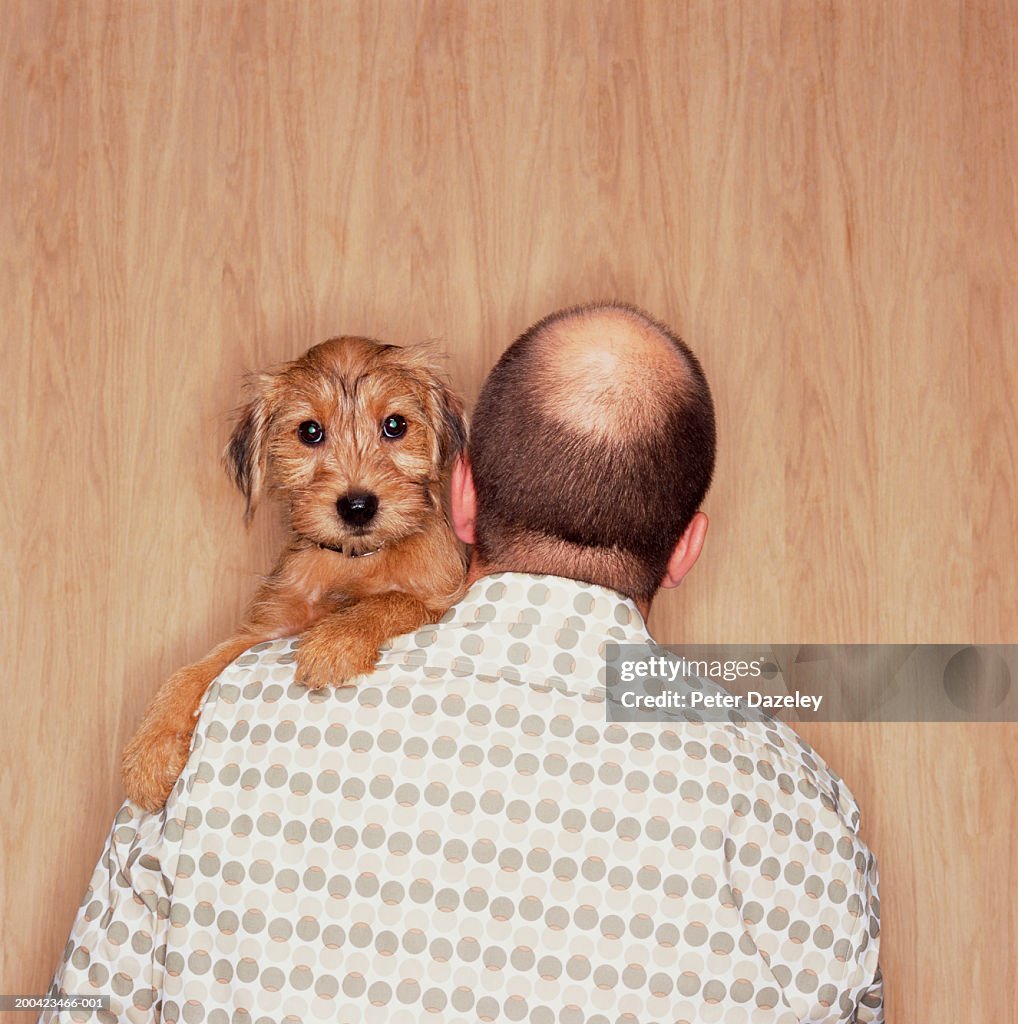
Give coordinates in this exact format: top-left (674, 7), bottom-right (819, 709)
top-left (2, 0), bottom-right (1015, 1017)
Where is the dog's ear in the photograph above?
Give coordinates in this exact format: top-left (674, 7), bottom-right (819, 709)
top-left (397, 344), bottom-right (468, 472)
top-left (427, 373), bottom-right (468, 471)
top-left (223, 372), bottom-right (280, 523)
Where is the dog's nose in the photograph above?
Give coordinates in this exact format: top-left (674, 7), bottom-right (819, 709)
top-left (337, 492), bottom-right (379, 528)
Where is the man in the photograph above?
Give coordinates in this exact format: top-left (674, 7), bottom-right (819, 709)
top-left (47, 302), bottom-right (882, 1023)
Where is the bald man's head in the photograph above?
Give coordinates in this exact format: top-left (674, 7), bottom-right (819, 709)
top-left (468, 301), bottom-right (717, 603)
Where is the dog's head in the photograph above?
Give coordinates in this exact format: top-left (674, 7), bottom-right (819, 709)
top-left (224, 336), bottom-right (466, 556)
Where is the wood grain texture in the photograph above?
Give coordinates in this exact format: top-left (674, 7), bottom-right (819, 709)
top-left (2, 1), bottom-right (1015, 1017)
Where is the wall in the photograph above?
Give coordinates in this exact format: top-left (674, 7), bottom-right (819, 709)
top-left (2, 1), bottom-right (1015, 1017)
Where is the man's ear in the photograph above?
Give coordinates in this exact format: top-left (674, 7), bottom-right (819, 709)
top-left (450, 455), bottom-right (477, 545)
top-left (660, 511), bottom-right (709, 590)
top-left (223, 372), bottom-right (280, 524)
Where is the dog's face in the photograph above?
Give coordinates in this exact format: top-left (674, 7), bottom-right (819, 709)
top-left (225, 336), bottom-right (466, 556)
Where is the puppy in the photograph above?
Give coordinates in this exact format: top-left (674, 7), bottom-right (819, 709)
top-left (121, 336), bottom-right (468, 811)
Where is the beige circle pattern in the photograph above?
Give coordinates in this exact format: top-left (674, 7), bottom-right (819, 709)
top-left (46, 573), bottom-right (882, 1023)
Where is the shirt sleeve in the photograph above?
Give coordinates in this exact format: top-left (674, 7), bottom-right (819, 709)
top-left (42, 796), bottom-right (177, 1023)
top-left (721, 726), bottom-right (884, 1024)
top-left (737, 823), bottom-right (883, 1024)
top-left (42, 636), bottom-right (259, 1024)
top-left (853, 964), bottom-right (884, 1023)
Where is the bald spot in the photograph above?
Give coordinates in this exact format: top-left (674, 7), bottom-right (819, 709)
top-left (532, 310), bottom-right (692, 440)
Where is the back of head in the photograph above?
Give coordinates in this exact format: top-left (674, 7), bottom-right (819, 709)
top-left (468, 301), bottom-right (717, 603)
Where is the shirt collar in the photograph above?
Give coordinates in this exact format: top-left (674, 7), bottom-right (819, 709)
top-left (440, 571), bottom-right (653, 644)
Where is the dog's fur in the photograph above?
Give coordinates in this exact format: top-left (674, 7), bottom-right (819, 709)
top-left (121, 336), bottom-right (468, 810)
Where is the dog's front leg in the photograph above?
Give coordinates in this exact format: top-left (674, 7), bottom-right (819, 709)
top-left (121, 632), bottom-right (264, 811)
top-left (295, 592), bottom-right (441, 689)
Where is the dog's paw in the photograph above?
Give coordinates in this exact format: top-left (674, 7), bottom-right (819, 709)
top-left (295, 624), bottom-right (380, 689)
top-left (121, 726), bottom-right (192, 812)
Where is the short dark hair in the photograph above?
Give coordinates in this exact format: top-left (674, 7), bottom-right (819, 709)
top-left (468, 301), bottom-right (717, 602)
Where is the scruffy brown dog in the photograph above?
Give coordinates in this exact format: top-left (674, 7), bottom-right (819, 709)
top-left (121, 336), bottom-right (468, 810)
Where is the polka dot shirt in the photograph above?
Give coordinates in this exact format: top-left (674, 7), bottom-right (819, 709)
top-left (45, 573), bottom-right (882, 1024)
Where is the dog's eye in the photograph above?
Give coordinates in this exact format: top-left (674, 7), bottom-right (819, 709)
top-left (297, 420), bottom-right (325, 445)
top-left (381, 414), bottom-right (407, 440)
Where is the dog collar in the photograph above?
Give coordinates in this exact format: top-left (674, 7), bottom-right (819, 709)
top-left (316, 540), bottom-right (383, 559)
